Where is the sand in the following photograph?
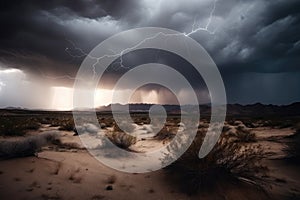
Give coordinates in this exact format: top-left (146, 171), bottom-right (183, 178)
top-left (0, 125), bottom-right (299, 200)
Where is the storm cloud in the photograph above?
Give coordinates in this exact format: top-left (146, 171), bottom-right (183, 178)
top-left (0, 0), bottom-right (299, 107)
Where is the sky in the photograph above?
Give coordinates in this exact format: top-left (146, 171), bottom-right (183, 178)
top-left (0, 0), bottom-right (299, 109)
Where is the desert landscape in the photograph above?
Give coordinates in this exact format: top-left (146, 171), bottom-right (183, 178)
top-left (1, 0), bottom-right (299, 199)
top-left (0, 104), bottom-right (299, 200)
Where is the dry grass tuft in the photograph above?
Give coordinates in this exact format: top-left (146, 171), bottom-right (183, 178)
top-left (0, 132), bottom-right (60, 159)
top-left (164, 130), bottom-right (267, 195)
top-left (107, 131), bottom-right (136, 149)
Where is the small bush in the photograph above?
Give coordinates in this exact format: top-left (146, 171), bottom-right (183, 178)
top-left (107, 132), bottom-right (136, 149)
top-left (164, 132), bottom-right (267, 195)
top-left (54, 141), bottom-right (82, 150)
top-left (0, 132), bottom-right (60, 159)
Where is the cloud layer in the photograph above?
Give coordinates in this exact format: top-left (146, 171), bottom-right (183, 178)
top-left (0, 0), bottom-right (300, 106)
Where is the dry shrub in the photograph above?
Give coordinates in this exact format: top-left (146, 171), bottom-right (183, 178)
top-left (105, 122), bottom-right (137, 149)
top-left (164, 132), bottom-right (267, 195)
top-left (154, 126), bottom-right (175, 141)
top-left (0, 117), bottom-right (41, 136)
top-left (56, 142), bottom-right (82, 150)
top-left (107, 132), bottom-right (136, 149)
top-left (0, 132), bottom-right (60, 159)
top-left (235, 125), bottom-right (257, 142)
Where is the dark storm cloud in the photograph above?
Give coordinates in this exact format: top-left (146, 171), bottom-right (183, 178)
top-left (0, 0), bottom-right (139, 81)
top-left (0, 0), bottom-right (299, 104)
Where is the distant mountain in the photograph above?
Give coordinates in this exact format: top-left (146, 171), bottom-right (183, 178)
top-left (1, 102), bottom-right (300, 117)
top-left (96, 102), bottom-right (300, 116)
top-left (226, 102), bottom-right (300, 116)
top-left (4, 106), bottom-right (24, 110)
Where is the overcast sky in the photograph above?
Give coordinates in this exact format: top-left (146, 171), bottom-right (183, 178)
top-left (0, 0), bottom-right (299, 109)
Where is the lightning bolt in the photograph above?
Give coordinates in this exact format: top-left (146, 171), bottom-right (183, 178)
top-left (54, 0), bottom-right (218, 80)
top-left (185, 0), bottom-right (217, 36)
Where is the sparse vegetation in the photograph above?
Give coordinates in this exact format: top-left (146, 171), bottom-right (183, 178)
top-left (107, 131), bottom-right (136, 149)
top-left (0, 117), bottom-right (41, 136)
top-left (58, 120), bottom-right (75, 131)
top-left (221, 121), bottom-right (256, 142)
top-left (0, 132), bottom-right (60, 159)
top-left (164, 131), bottom-right (267, 195)
top-left (154, 126), bottom-right (175, 141)
top-left (105, 123), bottom-right (137, 149)
top-left (0, 109), bottom-right (299, 198)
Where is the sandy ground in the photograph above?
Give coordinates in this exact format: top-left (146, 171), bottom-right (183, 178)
top-left (0, 151), bottom-right (270, 200)
top-left (0, 125), bottom-right (299, 200)
top-left (253, 127), bottom-right (300, 199)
